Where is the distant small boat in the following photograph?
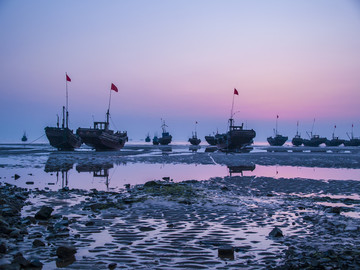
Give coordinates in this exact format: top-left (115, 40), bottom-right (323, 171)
top-left (325, 125), bottom-right (344, 146)
top-left (158, 120), bottom-right (172, 145)
top-left (21, 132), bottom-right (28, 142)
top-left (267, 115), bottom-right (288, 146)
top-left (76, 83), bottom-right (128, 151)
top-left (291, 121), bottom-right (303, 146)
top-left (344, 124), bottom-right (360, 146)
top-left (45, 73), bottom-right (82, 151)
top-left (145, 133), bottom-right (151, 142)
top-left (152, 135), bottom-right (159, 145)
top-left (188, 121), bottom-right (201, 146)
top-left (302, 119), bottom-right (326, 147)
top-left (205, 134), bottom-right (217, 145)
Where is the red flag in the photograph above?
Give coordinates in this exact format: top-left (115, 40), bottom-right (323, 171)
top-left (234, 88), bottom-right (239, 95)
top-left (66, 74), bottom-right (71, 82)
top-left (111, 83), bottom-right (118, 92)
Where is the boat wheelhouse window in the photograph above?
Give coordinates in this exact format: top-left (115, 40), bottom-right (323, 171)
top-left (93, 121), bottom-right (108, 130)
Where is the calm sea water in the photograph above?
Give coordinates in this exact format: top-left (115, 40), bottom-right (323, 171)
top-left (1, 143), bottom-right (360, 191)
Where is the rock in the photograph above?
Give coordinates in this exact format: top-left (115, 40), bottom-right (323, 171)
top-left (108, 262), bottom-right (117, 269)
top-left (12, 252), bottom-right (31, 268)
top-left (144, 180), bottom-right (159, 188)
top-left (330, 207), bottom-right (341, 214)
top-left (139, 226), bottom-right (155, 232)
top-left (269, 227), bottom-right (283, 237)
top-left (85, 221), bottom-right (95, 226)
top-left (29, 259), bottom-right (43, 268)
top-left (33, 239), bottom-right (45, 247)
top-left (35, 206), bottom-right (54, 220)
top-left (14, 174), bottom-right (20, 180)
top-left (56, 245), bottom-right (77, 259)
top-left (218, 245), bottom-right (234, 260)
top-left (0, 242), bottom-right (6, 253)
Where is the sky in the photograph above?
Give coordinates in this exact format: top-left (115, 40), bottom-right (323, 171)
top-left (0, 0), bottom-right (359, 143)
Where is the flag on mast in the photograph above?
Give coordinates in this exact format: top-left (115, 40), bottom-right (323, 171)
top-left (66, 74), bottom-right (71, 82)
top-left (234, 88), bottom-right (239, 95)
top-left (111, 83), bottom-right (118, 92)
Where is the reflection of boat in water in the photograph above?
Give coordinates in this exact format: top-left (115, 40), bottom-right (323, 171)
top-left (228, 164), bottom-right (256, 177)
top-left (344, 124), bottom-right (360, 146)
top-left (21, 131), bottom-right (28, 142)
top-left (44, 153), bottom-right (75, 188)
top-left (205, 146), bottom-right (217, 152)
top-left (267, 115), bottom-right (287, 146)
top-left (188, 121), bottom-right (201, 146)
top-left (145, 133), bottom-right (151, 142)
top-left (325, 125), bottom-right (344, 146)
top-left (302, 119), bottom-right (326, 147)
top-left (291, 121), bottom-right (303, 146)
top-left (45, 73), bottom-right (82, 151)
top-left (76, 163), bottom-right (114, 190)
top-left (77, 83), bottom-right (128, 151)
top-left (215, 89), bottom-right (256, 152)
top-left (189, 145), bottom-right (200, 152)
top-left (158, 120), bottom-right (172, 145)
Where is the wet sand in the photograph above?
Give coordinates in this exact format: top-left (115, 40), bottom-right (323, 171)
top-left (0, 144), bottom-right (360, 269)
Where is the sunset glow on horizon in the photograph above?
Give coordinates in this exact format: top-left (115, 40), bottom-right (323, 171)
top-left (0, 0), bottom-right (359, 142)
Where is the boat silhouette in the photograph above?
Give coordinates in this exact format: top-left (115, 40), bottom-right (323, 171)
top-left (145, 133), bottom-right (151, 142)
top-left (344, 124), bottom-right (360, 146)
top-left (158, 119), bottom-right (172, 145)
top-left (302, 119), bottom-right (326, 147)
top-left (291, 121), bottom-right (303, 146)
top-left (188, 121), bottom-right (201, 145)
top-left (325, 125), bottom-right (344, 146)
top-left (77, 83), bottom-right (128, 150)
top-left (45, 73), bottom-right (82, 151)
top-left (267, 115), bottom-right (288, 146)
top-left (21, 131), bottom-right (28, 142)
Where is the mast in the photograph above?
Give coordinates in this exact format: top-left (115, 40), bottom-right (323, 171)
top-left (62, 106), bottom-right (65, 128)
top-left (296, 121), bottom-right (299, 136)
top-left (106, 87), bottom-right (113, 129)
top-left (229, 88), bottom-right (238, 129)
top-left (332, 125), bottom-right (336, 139)
top-left (194, 121), bottom-right (198, 137)
top-left (65, 72), bottom-right (69, 128)
top-left (275, 115), bottom-right (279, 136)
top-left (311, 118), bottom-right (315, 137)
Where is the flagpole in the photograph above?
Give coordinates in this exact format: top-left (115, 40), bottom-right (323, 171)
top-left (107, 88), bottom-right (112, 126)
top-left (230, 93), bottom-right (235, 119)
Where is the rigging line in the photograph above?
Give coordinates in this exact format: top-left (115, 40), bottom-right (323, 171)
top-left (109, 115), bottom-right (118, 130)
top-left (26, 133), bottom-right (46, 145)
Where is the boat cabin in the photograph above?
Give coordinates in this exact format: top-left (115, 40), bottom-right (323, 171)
top-left (93, 121), bottom-right (109, 130)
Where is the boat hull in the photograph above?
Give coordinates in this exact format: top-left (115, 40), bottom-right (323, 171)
top-left (205, 136), bottom-right (216, 145)
top-left (325, 139), bottom-right (345, 147)
top-left (267, 135), bottom-right (288, 146)
top-left (76, 128), bottom-right (127, 151)
top-left (45, 127), bottom-right (82, 151)
top-left (292, 137), bottom-right (303, 146)
top-left (158, 136), bottom-right (172, 145)
top-left (303, 137), bottom-right (327, 147)
top-left (343, 139), bottom-right (360, 146)
top-left (216, 129), bottom-right (256, 151)
top-left (189, 137), bottom-right (201, 146)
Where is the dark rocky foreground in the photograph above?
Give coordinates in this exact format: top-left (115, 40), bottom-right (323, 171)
top-left (1, 175), bottom-right (360, 269)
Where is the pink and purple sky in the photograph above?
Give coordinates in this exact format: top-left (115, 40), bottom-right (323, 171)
top-left (0, 0), bottom-right (359, 142)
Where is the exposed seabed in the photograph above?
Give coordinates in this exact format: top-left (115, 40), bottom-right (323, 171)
top-left (0, 143), bottom-right (360, 269)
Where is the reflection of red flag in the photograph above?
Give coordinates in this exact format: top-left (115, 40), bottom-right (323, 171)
top-left (234, 88), bottom-right (239, 95)
top-left (277, 115), bottom-right (279, 119)
top-left (66, 74), bottom-right (71, 82)
top-left (111, 83), bottom-right (118, 92)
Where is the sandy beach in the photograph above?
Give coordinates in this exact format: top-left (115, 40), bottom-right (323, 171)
top-left (1, 144), bottom-right (360, 269)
